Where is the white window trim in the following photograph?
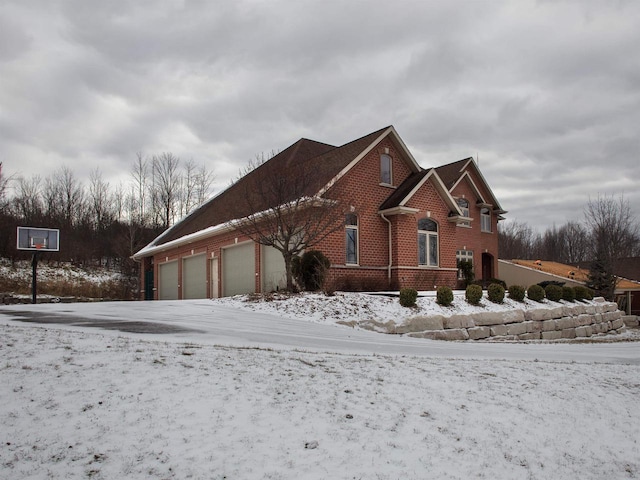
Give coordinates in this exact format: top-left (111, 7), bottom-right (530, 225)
top-left (481, 208), bottom-right (492, 233)
top-left (380, 154), bottom-right (393, 186)
top-left (457, 198), bottom-right (471, 227)
top-left (345, 214), bottom-right (359, 265)
top-left (418, 219), bottom-right (439, 267)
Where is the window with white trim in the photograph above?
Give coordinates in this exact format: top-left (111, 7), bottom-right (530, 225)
top-left (456, 250), bottom-right (473, 279)
top-left (380, 154), bottom-right (392, 185)
top-left (345, 213), bottom-right (358, 265)
top-left (481, 208), bottom-right (491, 232)
top-left (418, 218), bottom-right (438, 267)
top-left (457, 198), bottom-right (470, 227)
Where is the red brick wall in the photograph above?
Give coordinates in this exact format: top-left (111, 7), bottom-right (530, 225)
top-left (140, 138), bottom-right (501, 297)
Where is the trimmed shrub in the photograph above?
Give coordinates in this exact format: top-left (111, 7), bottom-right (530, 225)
top-left (544, 284), bottom-right (563, 302)
top-left (399, 287), bottom-right (418, 308)
top-left (436, 286), bottom-right (454, 306)
top-left (573, 285), bottom-right (588, 301)
top-left (538, 280), bottom-right (565, 289)
top-left (465, 284), bottom-right (483, 305)
top-left (562, 285), bottom-right (576, 302)
top-left (487, 278), bottom-right (507, 289)
top-left (292, 250), bottom-right (330, 291)
top-left (584, 287), bottom-right (594, 300)
top-left (487, 283), bottom-right (505, 303)
top-left (508, 285), bottom-right (526, 302)
top-left (527, 284), bottom-right (545, 302)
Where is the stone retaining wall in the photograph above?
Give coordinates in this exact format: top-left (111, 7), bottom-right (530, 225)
top-left (360, 298), bottom-right (634, 341)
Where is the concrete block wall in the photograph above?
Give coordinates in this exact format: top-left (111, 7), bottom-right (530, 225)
top-left (360, 299), bottom-right (633, 341)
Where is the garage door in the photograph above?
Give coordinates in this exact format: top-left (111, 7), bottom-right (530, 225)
top-left (158, 261), bottom-right (178, 300)
top-left (262, 246), bottom-right (286, 292)
top-left (183, 254), bottom-right (206, 299)
top-left (223, 242), bottom-right (255, 296)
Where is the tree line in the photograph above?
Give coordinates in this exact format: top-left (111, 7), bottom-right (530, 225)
top-left (498, 194), bottom-right (639, 299)
top-left (0, 155), bottom-right (215, 278)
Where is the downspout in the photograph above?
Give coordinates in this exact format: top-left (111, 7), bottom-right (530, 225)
top-left (380, 213), bottom-right (392, 284)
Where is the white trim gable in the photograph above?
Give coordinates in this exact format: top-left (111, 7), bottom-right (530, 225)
top-left (395, 169), bottom-right (462, 215)
top-left (317, 126), bottom-right (421, 196)
top-left (451, 160), bottom-right (506, 214)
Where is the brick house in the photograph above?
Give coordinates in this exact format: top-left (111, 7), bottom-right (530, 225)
top-left (132, 126), bottom-right (506, 299)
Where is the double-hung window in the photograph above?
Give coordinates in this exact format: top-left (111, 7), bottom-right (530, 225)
top-left (345, 214), bottom-right (358, 265)
top-left (418, 218), bottom-right (438, 267)
top-left (481, 208), bottom-right (491, 232)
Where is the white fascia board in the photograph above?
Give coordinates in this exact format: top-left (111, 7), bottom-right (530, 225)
top-left (451, 171), bottom-right (487, 204)
top-left (132, 222), bottom-right (235, 260)
top-left (454, 160), bottom-right (506, 213)
top-left (399, 169), bottom-right (462, 215)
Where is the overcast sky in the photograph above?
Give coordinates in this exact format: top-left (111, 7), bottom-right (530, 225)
top-left (1, 0), bottom-right (639, 231)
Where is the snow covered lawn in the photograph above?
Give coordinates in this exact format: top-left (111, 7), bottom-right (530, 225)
top-left (2, 319), bottom-right (639, 479)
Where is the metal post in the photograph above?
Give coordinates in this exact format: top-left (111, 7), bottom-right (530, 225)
top-left (31, 251), bottom-right (38, 304)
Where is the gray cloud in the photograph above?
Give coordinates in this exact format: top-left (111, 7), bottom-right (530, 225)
top-left (1, 0), bottom-right (638, 232)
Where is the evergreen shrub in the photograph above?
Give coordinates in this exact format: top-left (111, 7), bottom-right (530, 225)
top-left (508, 285), bottom-right (526, 302)
top-left (399, 287), bottom-right (418, 308)
top-left (544, 284), bottom-right (563, 302)
top-left (487, 283), bottom-right (505, 303)
top-left (436, 286), bottom-right (454, 306)
top-left (527, 284), bottom-right (545, 302)
top-left (562, 286), bottom-right (575, 302)
top-left (465, 284), bottom-right (483, 305)
top-left (573, 285), bottom-right (588, 301)
top-left (292, 250), bottom-right (330, 291)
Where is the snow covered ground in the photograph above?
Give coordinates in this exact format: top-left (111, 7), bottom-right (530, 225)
top-left (1, 294), bottom-right (639, 479)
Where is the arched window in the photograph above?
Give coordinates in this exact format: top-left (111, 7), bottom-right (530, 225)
top-left (481, 208), bottom-right (491, 232)
top-left (418, 218), bottom-right (438, 267)
top-left (345, 213), bottom-right (358, 265)
top-left (380, 154), bottom-right (392, 185)
top-left (457, 198), bottom-right (470, 227)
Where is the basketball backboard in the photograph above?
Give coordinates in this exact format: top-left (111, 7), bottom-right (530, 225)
top-left (17, 227), bottom-right (60, 252)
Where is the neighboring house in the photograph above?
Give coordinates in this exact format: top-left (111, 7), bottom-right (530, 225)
top-left (133, 126), bottom-right (505, 299)
top-left (499, 259), bottom-right (640, 315)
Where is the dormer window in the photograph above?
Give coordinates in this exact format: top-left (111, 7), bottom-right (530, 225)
top-left (380, 154), bottom-right (392, 185)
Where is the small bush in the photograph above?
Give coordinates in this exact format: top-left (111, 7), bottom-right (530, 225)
top-left (293, 250), bottom-right (330, 291)
top-left (399, 287), bottom-right (418, 308)
top-left (538, 280), bottom-right (565, 289)
top-left (465, 284), bottom-right (483, 305)
top-left (508, 285), bottom-right (526, 302)
top-left (487, 278), bottom-right (507, 289)
top-left (562, 286), bottom-right (575, 302)
top-left (584, 287), bottom-right (594, 300)
top-left (573, 285), bottom-right (588, 301)
top-left (527, 284), bottom-right (545, 302)
top-left (544, 284), bottom-right (563, 302)
top-left (487, 283), bottom-right (505, 303)
top-left (436, 286), bottom-right (454, 306)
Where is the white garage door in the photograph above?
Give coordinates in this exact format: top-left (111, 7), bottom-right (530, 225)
top-left (262, 246), bottom-right (286, 292)
top-left (158, 261), bottom-right (179, 300)
top-left (223, 242), bottom-right (255, 296)
top-left (183, 254), bottom-right (207, 299)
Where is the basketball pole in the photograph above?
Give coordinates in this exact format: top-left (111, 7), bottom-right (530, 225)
top-left (31, 250), bottom-right (38, 304)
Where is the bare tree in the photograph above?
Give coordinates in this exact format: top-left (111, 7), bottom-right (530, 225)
top-left (557, 221), bottom-right (589, 264)
top-left (131, 152), bottom-right (149, 226)
top-left (584, 194), bottom-right (639, 298)
top-left (231, 154), bottom-right (348, 291)
top-left (194, 163), bottom-right (215, 205)
top-left (0, 162), bottom-right (13, 214)
top-left (54, 166), bottom-right (86, 227)
top-left (89, 168), bottom-right (113, 230)
top-left (12, 174), bottom-right (43, 223)
top-left (498, 220), bottom-right (538, 260)
top-left (151, 153), bottom-right (181, 229)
